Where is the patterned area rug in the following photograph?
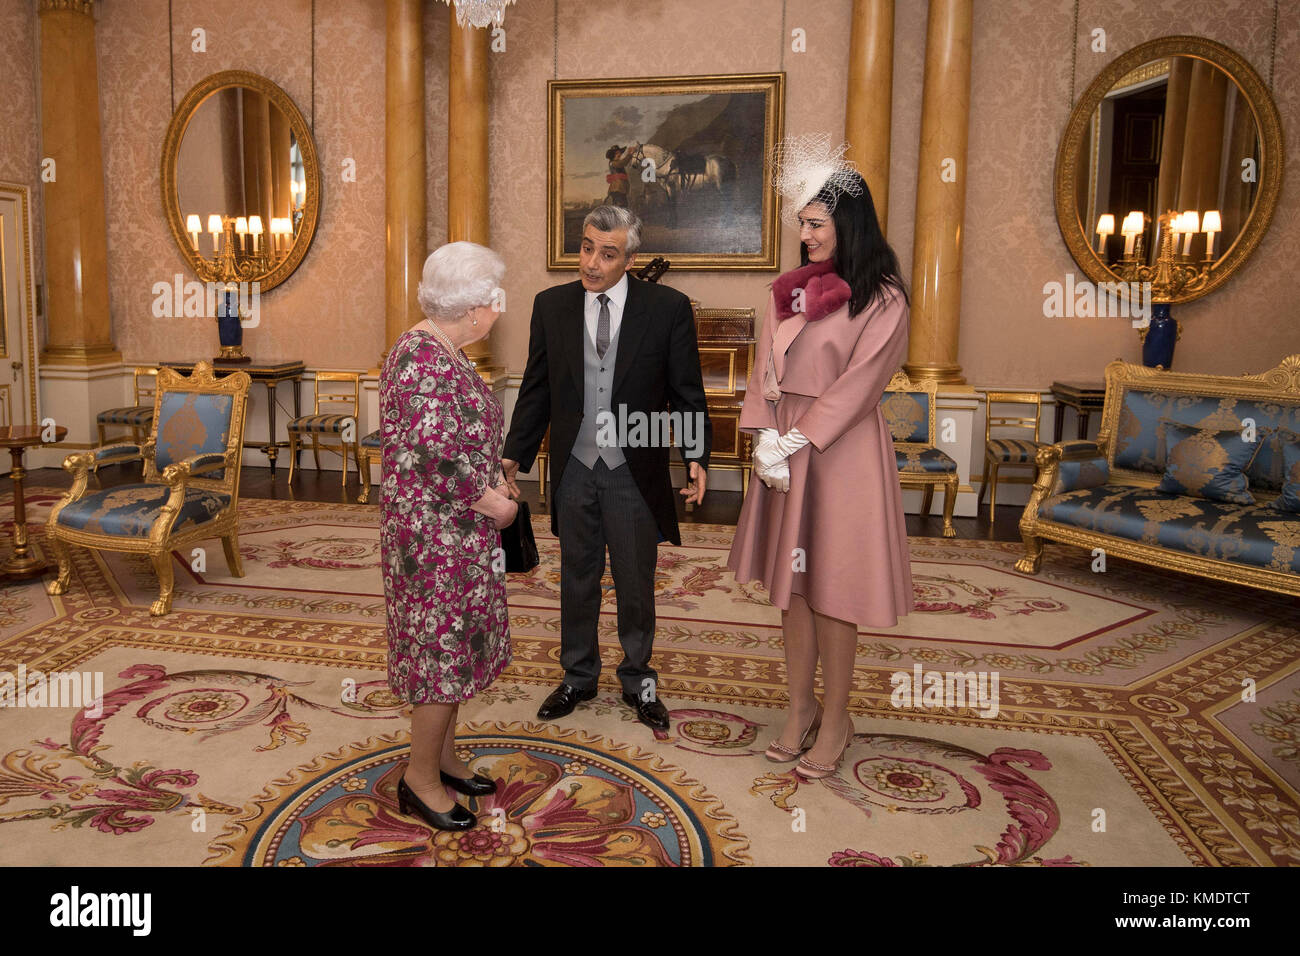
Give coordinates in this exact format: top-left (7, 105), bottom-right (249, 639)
top-left (1, 489), bottom-right (1297, 866)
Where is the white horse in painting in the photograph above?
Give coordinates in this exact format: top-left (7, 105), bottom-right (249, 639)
top-left (626, 142), bottom-right (679, 223)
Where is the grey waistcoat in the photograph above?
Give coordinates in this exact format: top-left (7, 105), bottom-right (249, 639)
top-left (571, 317), bottom-right (626, 469)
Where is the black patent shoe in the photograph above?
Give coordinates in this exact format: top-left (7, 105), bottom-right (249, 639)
top-left (622, 690), bottom-right (670, 731)
top-left (397, 776), bottom-right (476, 831)
top-left (440, 769), bottom-right (497, 797)
top-left (537, 682), bottom-right (598, 720)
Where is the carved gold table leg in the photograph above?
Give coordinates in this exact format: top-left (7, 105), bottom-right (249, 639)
top-left (2, 445), bottom-right (53, 581)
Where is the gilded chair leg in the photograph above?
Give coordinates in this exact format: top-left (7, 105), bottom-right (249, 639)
top-left (312, 436), bottom-right (322, 472)
top-left (1014, 531), bottom-right (1044, 574)
top-left (977, 458), bottom-right (990, 507)
top-left (287, 433), bottom-right (299, 485)
top-left (149, 550), bottom-right (176, 616)
top-left (942, 477), bottom-right (958, 537)
top-left (221, 532), bottom-right (244, 577)
top-left (989, 463), bottom-right (1000, 514)
top-left (538, 457), bottom-right (548, 507)
top-left (45, 535), bottom-right (73, 595)
top-left (921, 484), bottom-right (934, 517)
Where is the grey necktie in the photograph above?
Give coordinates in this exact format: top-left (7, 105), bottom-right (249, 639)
top-left (596, 293), bottom-right (610, 359)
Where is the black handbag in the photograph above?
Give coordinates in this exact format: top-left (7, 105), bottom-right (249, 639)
top-left (500, 499), bottom-right (539, 573)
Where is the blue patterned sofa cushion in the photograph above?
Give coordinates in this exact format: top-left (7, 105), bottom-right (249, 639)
top-left (1049, 445), bottom-right (1109, 495)
top-left (1039, 486), bottom-right (1300, 573)
top-left (882, 391), bottom-right (929, 443)
top-left (155, 392), bottom-right (233, 480)
top-left (1270, 428), bottom-right (1300, 513)
top-left (55, 485), bottom-right (231, 537)
top-left (1155, 419), bottom-right (1260, 505)
top-left (897, 446), bottom-right (957, 474)
top-left (1112, 389), bottom-right (1300, 489)
top-left (361, 429), bottom-right (382, 449)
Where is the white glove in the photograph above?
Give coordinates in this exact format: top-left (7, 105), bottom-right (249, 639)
top-left (751, 428), bottom-right (781, 490)
top-left (758, 456), bottom-right (790, 492)
top-left (753, 427), bottom-right (809, 473)
top-left (752, 427), bottom-right (807, 493)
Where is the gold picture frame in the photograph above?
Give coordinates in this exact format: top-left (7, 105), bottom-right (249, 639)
top-left (548, 72), bottom-right (785, 271)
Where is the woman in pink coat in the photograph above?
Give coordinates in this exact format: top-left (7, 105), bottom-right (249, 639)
top-left (727, 141), bottom-right (914, 780)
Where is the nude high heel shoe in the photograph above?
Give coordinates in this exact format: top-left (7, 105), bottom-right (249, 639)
top-left (794, 723), bottom-right (853, 780)
top-left (764, 703), bottom-right (823, 762)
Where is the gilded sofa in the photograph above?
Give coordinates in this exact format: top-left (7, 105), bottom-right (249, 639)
top-left (46, 361), bottom-right (251, 615)
top-left (1016, 355), bottom-right (1300, 597)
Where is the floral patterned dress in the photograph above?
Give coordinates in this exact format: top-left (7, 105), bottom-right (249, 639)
top-left (380, 327), bottom-right (511, 704)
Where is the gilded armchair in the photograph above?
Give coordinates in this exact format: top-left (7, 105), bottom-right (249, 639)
top-left (45, 361), bottom-right (251, 616)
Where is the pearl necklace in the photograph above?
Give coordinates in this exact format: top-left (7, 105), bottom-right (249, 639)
top-left (422, 319), bottom-right (472, 370)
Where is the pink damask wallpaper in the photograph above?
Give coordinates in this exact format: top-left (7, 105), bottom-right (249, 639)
top-left (0, 0), bottom-right (44, 300)
top-left (10, 0), bottom-right (1299, 383)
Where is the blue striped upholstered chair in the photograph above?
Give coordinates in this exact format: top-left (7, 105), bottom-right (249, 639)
top-left (357, 429), bottom-right (382, 503)
top-left (883, 371), bottom-right (959, 537)
top-left (286, 370), bottom-right (362, 491)
top-left (977, 391), bottom-right (1044, 516)
top-left (46, 361), bottom-right (251, 616)
top-left (96, 366), bottom-right (158, 446)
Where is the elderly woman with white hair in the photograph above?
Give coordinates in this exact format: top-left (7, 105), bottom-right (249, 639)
top-left (379, 240), bottom-right (516, 832)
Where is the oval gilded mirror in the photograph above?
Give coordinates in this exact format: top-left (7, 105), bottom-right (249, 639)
top-left (1055, 36), bottom-right (1283, 304)
top-left (161, 70), bottom-right (321, 292)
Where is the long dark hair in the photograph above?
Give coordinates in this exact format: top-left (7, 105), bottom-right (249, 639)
top-left (799, 171), bottom-right (908, 316)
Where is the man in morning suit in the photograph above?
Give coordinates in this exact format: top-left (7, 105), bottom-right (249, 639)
top-left (501, 205), bottom-right (712, 731)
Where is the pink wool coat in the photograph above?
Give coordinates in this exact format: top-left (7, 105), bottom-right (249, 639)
top-left (726, 285), bottom-right (915, 628)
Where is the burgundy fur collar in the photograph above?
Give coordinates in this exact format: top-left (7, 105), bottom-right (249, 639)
top-left (772, 258), bottom-right (851, 322)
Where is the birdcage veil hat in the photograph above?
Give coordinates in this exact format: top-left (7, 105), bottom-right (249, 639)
top-left (768, 132), bottom-right (864, 227)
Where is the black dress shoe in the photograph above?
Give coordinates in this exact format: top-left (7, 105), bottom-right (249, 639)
top-left (440, 770), bottom-right (497, 797)
top-left (397, 776), bottom-right (476, 831)
top-left (537, 682), bottom-right (597, 720)
top-left (622, 691), bottom-right (670, 731)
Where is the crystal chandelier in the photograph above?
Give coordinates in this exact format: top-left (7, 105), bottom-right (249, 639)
top-left (438, 0), bottom-right (517, 29)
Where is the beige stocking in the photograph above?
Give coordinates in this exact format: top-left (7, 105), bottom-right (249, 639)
top-left (804, 607), bottom-right (858, 766)
top-left (407, 701), bottom-right (457, 812)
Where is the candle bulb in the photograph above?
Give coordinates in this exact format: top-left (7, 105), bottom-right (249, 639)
top-left (207, 214), bottom-right (222, 255)
top-left (1121, 212), bottom-right (1141, 256)
top-left (1202, 210), bottom-right (1221, 259)
top-left (185, 214), bottom-right (201, 252)
top-left (1181, 211), bottom-right (1199, 256)
top-left (249, 216), bottom-right (263, 255)
top-left (235, 217), bottom-right (248, 254)
top-left (1096, 214), bottom-right (1115, 254)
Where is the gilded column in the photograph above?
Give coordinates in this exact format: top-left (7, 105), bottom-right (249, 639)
top-left (844, 0), bottom-right (894, 234)
top-left (384, 0), bottom-right (427, 354)
top-left (448, 7), bottom-right (495, 370)
top-left (905, 0), bottom-right (972, 386)
top-left (38, 0), bottom-right (119, 365)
